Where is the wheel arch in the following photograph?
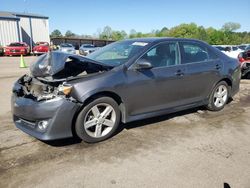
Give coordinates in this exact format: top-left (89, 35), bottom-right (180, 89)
top-left (220, 77), bottom-right (232, 88)
top-left (71, 91), bottom-right (127, 137)
top-left (206, 77), bottom-right (233, 103)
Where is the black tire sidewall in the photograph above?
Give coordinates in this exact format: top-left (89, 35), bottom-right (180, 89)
top-left (207, 81), bottom-right (229, 111)
top-left (75, 96), bottom-right (121, 143)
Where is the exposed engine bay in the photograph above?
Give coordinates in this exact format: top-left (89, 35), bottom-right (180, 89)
top-left (14, 75), bottom-right (61, 101)
top-left (13, 52), bottom-right (113, 101)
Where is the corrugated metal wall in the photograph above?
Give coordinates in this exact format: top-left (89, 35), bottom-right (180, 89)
top-left (19, 17), bottom-right (50, 49)
top-left (0, 13), bottom-right (49, 48)
top-left (31, 18), bottom-right (50, 43)
top-left (0, 20), bottom-right (19, 46)
top-left (19, 17), bottom-right (31, 46)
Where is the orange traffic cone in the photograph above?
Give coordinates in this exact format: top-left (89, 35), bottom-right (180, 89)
top-left (19, 55), bottom-right (27, 68)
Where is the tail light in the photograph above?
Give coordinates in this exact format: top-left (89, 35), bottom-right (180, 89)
top-left (238, 53), bottom-right (245, 63)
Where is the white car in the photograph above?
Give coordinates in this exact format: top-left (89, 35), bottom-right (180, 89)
top-left (223, 46), bottom-right (243, 59)
top-left (79, 44), bottom-right (99, 56)
top-left (59, 43), bottom-right (76, 54)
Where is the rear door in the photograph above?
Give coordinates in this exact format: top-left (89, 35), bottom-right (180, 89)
top-left (178, 41), bottom-right (222, 103)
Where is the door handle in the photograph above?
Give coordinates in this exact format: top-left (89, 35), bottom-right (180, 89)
top-left (215, 64), bottom-right (221, 70)
top-left (175, 70), bottom-right (184, 76)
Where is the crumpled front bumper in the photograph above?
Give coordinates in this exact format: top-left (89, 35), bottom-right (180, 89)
top-left (11, 92), bottom-right (81, 141)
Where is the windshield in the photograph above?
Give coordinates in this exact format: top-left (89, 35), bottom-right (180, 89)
top-left (60, 43), bottom-right (73, 47)
top-left (9, 43), bottom-right (25, 47)
top-left (87, 40), bottom-right (149, 66)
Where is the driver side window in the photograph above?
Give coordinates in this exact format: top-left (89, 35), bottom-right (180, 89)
top-left (140, 42), bottom-right (179, 68)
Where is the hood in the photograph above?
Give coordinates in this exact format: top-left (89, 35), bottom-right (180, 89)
top-left (30, 51), bottom-right (113, 79)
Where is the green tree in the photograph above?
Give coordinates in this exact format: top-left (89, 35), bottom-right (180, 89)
top-left (50, 29), bottom-right (62, 38)
top-left (156, 27), bottom-right (169, 37)
top-left (206, 27), bottom-right (225, 44)
top-left (222, 22), bottom-right (241, 32)
top-left (99, 26), bottom-right (113, 39)
top-left (168, 23), bottom-right (201, 38)
top-left (129, 29), bottom-right (137, 38)
top-left (111, 30), bottom-right (127, 40)
top-left (65, 30), bottom-right (76, 37)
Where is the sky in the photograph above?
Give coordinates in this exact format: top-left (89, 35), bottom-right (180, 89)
top-left (0, 0), bottom-right (250, 35)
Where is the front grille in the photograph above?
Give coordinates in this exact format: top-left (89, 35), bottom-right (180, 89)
top-left (11, 49), bottom-right (20, 52)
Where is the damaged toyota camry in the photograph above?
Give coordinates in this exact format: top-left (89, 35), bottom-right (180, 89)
top-left (11, 38), bottom-right (241, 143)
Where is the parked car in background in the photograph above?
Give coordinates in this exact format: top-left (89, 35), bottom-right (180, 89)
top-left (4, 42), bottom-right (30, 56)
top-left (213, 45), bottom-right (225, 52)
top-left (0, 46), bottom-right (4, 56)
top-left (223, 46), bottom-right (243, 59)
top-left (33, 42), bottom-right (50, 55)
top-left (238, 46), bottom-right (250, 78)
top-left (11, 38), bottom-right (241, 143)
top-left (79, 44), bottom-right (99, 56)
top-left (58, 43), bottom-right (76, 54)
top-left (245, 45), bottom-right (250, 51)
top-left (238, 45), bottom-right (247, 51)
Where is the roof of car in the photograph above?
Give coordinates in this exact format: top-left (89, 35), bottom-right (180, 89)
top-left (124, 37), bottom-right (204, 43)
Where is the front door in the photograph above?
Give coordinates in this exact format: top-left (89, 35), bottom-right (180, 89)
top-left (124, 42), bottom-right (188, 116)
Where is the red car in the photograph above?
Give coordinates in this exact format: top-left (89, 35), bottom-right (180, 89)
top-left (33, 42), bottom-right (50, 55)
top-left (238, 46), bottom-right (250, 78)
top-left (4, 42), bottom-right (30, 56)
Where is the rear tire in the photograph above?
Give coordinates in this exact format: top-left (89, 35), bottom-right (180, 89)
top-left (75, 96), bottom-right (121, 143)
top-left (206, 81), bottom-right (229, 111)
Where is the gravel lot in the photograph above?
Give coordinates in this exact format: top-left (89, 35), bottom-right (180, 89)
top-left (0, 56), bottom-right (250, 188)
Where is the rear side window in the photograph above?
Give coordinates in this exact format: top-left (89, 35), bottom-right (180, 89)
top-left (179, 42), bottom-right (216, 64)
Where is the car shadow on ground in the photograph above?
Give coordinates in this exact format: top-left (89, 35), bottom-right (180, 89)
top-left (43, 107), bottom-right (201, 147)
top-left (123, 107), bottom-right (200, 130)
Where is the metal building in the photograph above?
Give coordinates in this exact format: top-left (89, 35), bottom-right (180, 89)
top-left (0, 11), bottom-right (49, 49)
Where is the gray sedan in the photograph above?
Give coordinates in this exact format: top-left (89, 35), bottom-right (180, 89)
top-left (59, 43), bottom-right (76, 54)
top-left (11, 38), bottom-right (241, 143)
top-left (79, 44), bottom-right (99, 56)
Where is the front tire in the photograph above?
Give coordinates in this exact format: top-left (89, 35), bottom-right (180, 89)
top-left (206, 81), bottom-right (229, 111)
top-left (75, 96), bottom-right (121, 143)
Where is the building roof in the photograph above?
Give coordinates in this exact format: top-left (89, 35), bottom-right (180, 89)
top-left (0, 11), bottom-right (49, 20)
top-left (0, 11), bottom-right (19, 20)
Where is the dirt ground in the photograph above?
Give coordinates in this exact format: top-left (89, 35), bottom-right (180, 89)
top-left (0, 56), bottom-right (250, 188)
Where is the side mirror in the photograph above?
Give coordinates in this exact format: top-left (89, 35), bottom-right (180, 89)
top-left (135, 59), bottom-right (153, 70)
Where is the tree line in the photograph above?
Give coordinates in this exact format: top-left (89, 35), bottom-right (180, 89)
top-left (50, 22), bottom-right (250, 45)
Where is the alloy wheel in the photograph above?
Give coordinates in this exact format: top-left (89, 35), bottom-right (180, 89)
top-left (213, 85), bottom-right (228, 108)
top-left (83, 103), bottom-right (116, 138)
